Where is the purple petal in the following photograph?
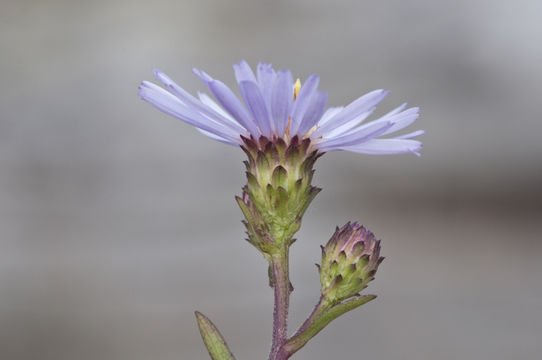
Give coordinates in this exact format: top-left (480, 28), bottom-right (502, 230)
top-left (313, 89), bottom-right (389, 137)
top-left (319, 108), bottom-right (375, 139)
top-left (327, 104), bottom-right (419, 139)
top-left (238, 80), bottom-right (272, 137)
top-left (385, 103), bottom-right (408, 116)
top-left (381, 107), bottom-right (420, 135)
top-left (233, 60), bottom-right (257, 84)
top-left (395, 130), bottom-right (425, 139)
top-left (271, 70), bottom-right (294, 136)
top-left (339, 138), bottom-right (423, 155)
top-left (290, 74), bottom-right (320, 135)
top-left (257, 63), bottom-right (276, 129)
top-left (297, 91), bottom-right (328, 136)
top-left (153, 69), bottom-right (246, 134)
top-left (194, 68), bottom-right (260, 137)
top-left (257, 63), bottom-right (276, 93)
top-left (197, 92), bottom-right (237, 123)
top-left (317, 107), bottom-right (344, 127)
top-left (317, 120), bottom-right (395, 151)
top-left (141, 61), bottom-right (424, 156)
top-left (192, 68), bottom-right (213, 82)
top-left (207, 80), bottom-right (260, 137)
top-left (138, 81), bottom-right (241, 143)
top-left (196, 128), bottom-right (238, 145)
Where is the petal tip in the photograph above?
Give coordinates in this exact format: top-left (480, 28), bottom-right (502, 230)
top-left (411, 143), bottom-right (423, 157)
top-left (193, 68), bottom-right (213, 83)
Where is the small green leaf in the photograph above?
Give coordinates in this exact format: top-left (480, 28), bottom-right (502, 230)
top-left (282, 295), bottom-right (377, 357)
top-left (195, 311), bottom-right (236, 360)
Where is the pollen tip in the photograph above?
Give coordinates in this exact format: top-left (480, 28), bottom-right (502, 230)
top-left (294, 78), bottom-right (301, 100)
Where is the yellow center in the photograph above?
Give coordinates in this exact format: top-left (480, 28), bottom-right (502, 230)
top-left (285, 79), bottom-right (319, 139)
top-left (285, 79), bottom-right (302, 137)
top-left (285, 78), bottom-right (318, 139)
top-left (293, 78), bottom-right (301, 100)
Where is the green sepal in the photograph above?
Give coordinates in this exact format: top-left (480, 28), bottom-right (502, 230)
top-left (271, 165), bottom-right (288, 188)
top-left (297, 186), bottom-right (321, 216)
top-left (256, 150), bottom-right (269, 170)
top-left (235, 195), bottom-right (252, 221)
top-left (274, 186), bottom-right (288, 213)
top-left (239, 136), bottom-right (322, 253)
top-left (265, 184), bottom-right (275, 203)
top-left (285, 143), bottom-right (301, 166)
top-left (235, 194), bottom-right (276, 254)
top-left (246, 171), bottom-right (259, 190)
top-left (195, 311), bottom-right (236, 360)
top-left (357, 254), bottom-right (370, 268)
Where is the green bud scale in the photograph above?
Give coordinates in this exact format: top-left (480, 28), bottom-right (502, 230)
top-left (319, 222), bottom-right (384, 304)
top-left (236, 135), bottom-right (322, 255)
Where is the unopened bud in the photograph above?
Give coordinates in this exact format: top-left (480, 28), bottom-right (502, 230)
top-left (319, 222), bottom-right (383, 303)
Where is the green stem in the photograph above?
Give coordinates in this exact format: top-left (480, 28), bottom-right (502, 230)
top-left (268, 248), bottom-right (291, 360)
top-left (280, 295), bottom-right (377, 358)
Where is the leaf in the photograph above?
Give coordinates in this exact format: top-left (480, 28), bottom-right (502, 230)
top-left (282, 295), bottom-right (377, 357)
top-left (195, 311), bottom-right (236, 360)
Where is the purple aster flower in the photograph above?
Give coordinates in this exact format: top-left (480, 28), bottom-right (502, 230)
top-left (139, 60), bottom-right (423, 155)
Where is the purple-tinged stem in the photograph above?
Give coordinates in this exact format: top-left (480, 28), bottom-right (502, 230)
top-left (269, 249), bottom-right (291, 360)
top-left (291, 296), bottom-right (328, 338)
top-left (272, 296), bottom-right (329, 360)
top-left (280, 295), bottom-right (377, 358)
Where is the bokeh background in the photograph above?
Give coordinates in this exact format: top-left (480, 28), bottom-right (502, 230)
top-left (1, 1), bottom-right (541, 359)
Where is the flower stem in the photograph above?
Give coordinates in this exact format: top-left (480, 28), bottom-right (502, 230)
top-left (269, 248), bottom-right (291, 360)
top-left (271, 296), bottom-right (329, 360)
top-left (291, 296), bottom-right (329, 338)
top-left (281, 295), bottom-right (377, 357)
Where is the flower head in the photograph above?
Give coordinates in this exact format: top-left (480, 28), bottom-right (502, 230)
top-left (140, 61), bottom-right (423, 254)
top-left (139, 60), bottom-right (423, 156)
top-left (319, 222), bottom-right (383, 303)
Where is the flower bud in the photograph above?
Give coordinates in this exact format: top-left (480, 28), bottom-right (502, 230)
top-left (319, 222), bottom-right (383, 303)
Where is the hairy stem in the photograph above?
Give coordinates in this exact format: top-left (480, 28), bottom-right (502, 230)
top-left (269, 248), bottom-right (291, 360)
top-left (273, 297), bottom-right (330, 360)
top-left (291, 296), bottom-right (330, 338)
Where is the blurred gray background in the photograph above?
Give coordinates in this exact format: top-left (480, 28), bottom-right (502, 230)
top-left (1, 0), bottom-right (541, 359)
